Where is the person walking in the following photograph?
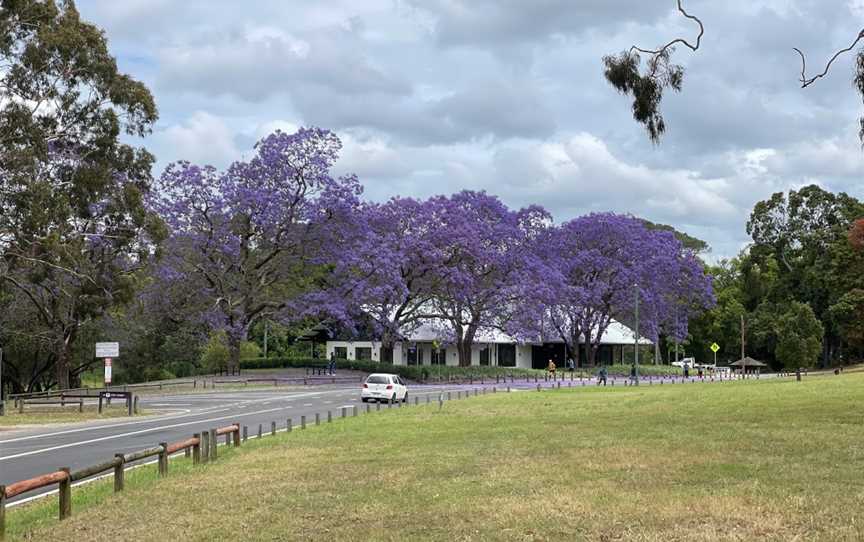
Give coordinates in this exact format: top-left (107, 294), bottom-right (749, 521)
top-left (597, 365), bottom-right (607, 386)
top-left (547, 359), bottom-right (556, 378)
top-left (629, 364), bottom-right (637, 385)
top-left (567, 358), bottom-right (575, 372)
top-left (328, 352), bottom-right (337, 376)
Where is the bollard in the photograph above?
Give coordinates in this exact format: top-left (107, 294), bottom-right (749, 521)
top-left (328, 410), bottom-right (333, 422)
top-left (342, 407), bottom-right (347, 418)
top-left (201, 430), bottom-right (210, 463)
top-left (536, 383), bottom-right (541, 392)
top-left (557, 382), bottom-right (561, 389)
top-left (376, 402), bottom-right (381, 411)
top-left (271, 421), bottom-right (276, 436)
top-left (301, 415), bottom-right (307, 429)
top-left (114, 454), bottom-right (125, 491)
top-left (507, 386), bottom-right (511, 393)
top-left (242, 425), bottom-right (248, 442)
top-left (353, 405), bottom-right (358, 416)
top-left (158, 443), bottom-right (168, 476)
top-left (414, 396), bottom-right (419, 406)
top-left (426, 395), bottom-right (431, 404)
top-left (192, 435), bottom-right (201, 464)
top-left (397, 399), bottom-right (402, 408)
top-left (209, 428), bottom-right (218, 460)
top-left (58, 468), bottom-right (72, 520)
top-left (257, 424), bottom-right (262, 438)
top-left (365, 404), bottom-right (370, 414)
top-left (315, 413), bottom-right (320, 426)
top-left (233, 424), bottom-right (241, 446)
top-left (287, 418), bottom-right (293, 432)
top-left (447, 391), bottom-right (451, 401)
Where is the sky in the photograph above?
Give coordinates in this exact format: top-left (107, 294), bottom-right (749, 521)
top-left (77, 0), bottom-right (864, 258)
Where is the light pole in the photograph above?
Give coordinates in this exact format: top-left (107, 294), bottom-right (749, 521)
top-left (634, 283), bottom-right (640, 386)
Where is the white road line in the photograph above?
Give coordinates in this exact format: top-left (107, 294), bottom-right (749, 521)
top-left (150, 403), bottom-right (192, 407)
top-left (0, 406), bottom-right (288, 461)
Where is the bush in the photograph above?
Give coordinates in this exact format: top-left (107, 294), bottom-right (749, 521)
top-left (201, 331), bottom-right (230, 372)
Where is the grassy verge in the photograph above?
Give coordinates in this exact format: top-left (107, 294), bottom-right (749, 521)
top-left (8, 374), bottom-right (864, 541)
top-left (0, 406), bottom-right (147, 428)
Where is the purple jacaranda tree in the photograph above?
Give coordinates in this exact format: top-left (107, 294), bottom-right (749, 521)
top-left (520, 213), bottom-right (714, 366)
top-left (148, 128), bottom-right (362, 371)
top-left (305, 196), bottom-right (440, 353)
top-left (420, 191), bottom-right (551, 366)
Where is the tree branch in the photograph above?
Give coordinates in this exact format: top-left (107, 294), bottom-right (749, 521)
top-left (630, 0), bottom-right (704, 57)
top-left (794, 29), bottom-right (864, 88)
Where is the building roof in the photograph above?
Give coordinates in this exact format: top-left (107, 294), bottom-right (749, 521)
top-left (729, 357), bottom-right (767, 367)
top-left (401, 319), bottom-right (652, 345)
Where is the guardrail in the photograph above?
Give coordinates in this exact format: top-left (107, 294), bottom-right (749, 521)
top-left (0, 385), bottom-right (513, 538)
top-left (0, 423), bottom-right (240, 538)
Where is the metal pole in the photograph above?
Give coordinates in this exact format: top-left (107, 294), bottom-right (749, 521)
top-left (634, 283), bottom-right (640, 385)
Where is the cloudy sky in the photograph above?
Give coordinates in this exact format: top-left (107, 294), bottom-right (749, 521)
top-left (78, 0), bottom-right (864, 257)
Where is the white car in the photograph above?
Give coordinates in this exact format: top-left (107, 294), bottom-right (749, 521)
top-left (361, 373), bottom-right (408, 403)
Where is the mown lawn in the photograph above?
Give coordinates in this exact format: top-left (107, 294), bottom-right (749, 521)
top-left (7, 373), bottom-right (864, 541)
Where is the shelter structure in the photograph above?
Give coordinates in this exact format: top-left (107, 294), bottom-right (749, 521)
top-left (730, 356), bottom-right (767, 377)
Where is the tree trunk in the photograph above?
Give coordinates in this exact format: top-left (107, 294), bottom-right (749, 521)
top-left (55, 333), bottom-right (73, 390)
top-left (227, 326), bottom-right (248, 373)
top-left (456, 324), bottom-right (477, 367)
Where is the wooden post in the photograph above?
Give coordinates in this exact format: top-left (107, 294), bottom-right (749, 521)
top-left (376, 402), bottom-right (380, 412)
top-left (158, 443), bottom-right (168, 476)
top-left (328, 410), bottom-right (332, 423)
top-left (257, 424), bottom-right (262, 438)
top-left (58, 468), bottom-right (71, 520)
top-left (315, 413), bottom-right (320, 426)
top-left (133, 395), bottom-right (139, 414)
top-left (233, 425), bottom-right (241, 446)
top-left (341, 407), bottom-right (347, 418)
top-left (301, 415), bottom-right (306, 429)
top-left (447, 391), bottom-right (451, 401)
top-left (426, 395), bottom-right (431, 404)
top-left (414, 396), bottom-right (419, 406)
top-left (271, 421), bottom-right (276, 436)
top-left (201, 430), bottom-right (210, 463)
top-left (192, 434), bottom-right (201, 465)
top-left (353, 406), bottom-right (358, 417)
top-left (114, 455), bottom-right (125, 491)
top-left (287, 418), bottom-right (292, 432)
top-left (242, 425), bottom-right (248, 442)
top-left (209, 429), bottom-right (217, 461)
top-left (0, 485), bottom-right (6, 539)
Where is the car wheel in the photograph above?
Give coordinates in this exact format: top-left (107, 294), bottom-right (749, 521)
top-left (402, 393), bottom-right (408, 403)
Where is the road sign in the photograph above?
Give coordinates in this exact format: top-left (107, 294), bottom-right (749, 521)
top-left (710, 342), bottom-right (720, 353)
top-left (104, 358), bottom-right (113, 384)
top-left (95, 342), bottom-right (119, 358)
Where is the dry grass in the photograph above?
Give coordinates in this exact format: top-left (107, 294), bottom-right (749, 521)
top-left (8, 374), bottom-right (864, 541)
top-left (0, 406), bottom-right (145, 428)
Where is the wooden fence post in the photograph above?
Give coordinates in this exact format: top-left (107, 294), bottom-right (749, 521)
top-left (1, 484), bottom-right (7, 539)
top-left (200, 430), bottom-right (210, 463)
top-left (158, 443), bottom-right (168, 476)
top-left (426, 395), bottom-right (430, 404)
top-left (257, 424), bottom-right (262, 439)
top-left (192, 434), bottom-right (201, 465)
top-left (315, 413), bottom-right (320, 426)
top-left (209, 429), bottom-right (217, 461)
top-left (376, 402), bottom-right (380, 412)
top-left (58, 468), bottom-right (71, 520)
top-left (271, 421), bottom-right (276, 436)
top-left (287, 418), bottom-right (292, 432)
top-left (301, 415), bottom-right (306, 429)
top-left (233, 425), bottom-right (241, 446)
top-left (327, 410), bottom-right (332, 423)
top-left (341, 407), bottom-right (347, 418)
top-left (242, 425), bottom-right (248, 442)
top-left (114, 455), bottom-right (125, 491)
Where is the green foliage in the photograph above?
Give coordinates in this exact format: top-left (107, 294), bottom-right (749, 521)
top-left (775, 302), bottom-right (823, 369)
top-left (240, 341), bottom-right (261, 360)
top-left (201, 332), bottom-right (230, 373)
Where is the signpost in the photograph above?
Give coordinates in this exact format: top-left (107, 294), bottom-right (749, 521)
top-left (710, 342), bottom-right (720, 366)
top-left (96, 342), bottom-right (119, 386)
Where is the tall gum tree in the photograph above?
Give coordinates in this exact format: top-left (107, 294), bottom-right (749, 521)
top-left (0, 0), bottom-right (159, 388)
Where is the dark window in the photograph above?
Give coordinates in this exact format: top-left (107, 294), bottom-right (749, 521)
top-left (366, 375), bottom-right (389, 384)
top-left (356, 347), bottom-right (372, 361)
top-left (334, 347), bottom-right (347, 360)
top-left (380, 347), bottom-right (393, 364)
top-left (479, 346), bottom-right (490, 366)
top-left (407, 346), bottom-right (423, 366)
top-left (430, 348), bottom-right (446, 365)
top-left (498, 344), bottom-right (516, 367)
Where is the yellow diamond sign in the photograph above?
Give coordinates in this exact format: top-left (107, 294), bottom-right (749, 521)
top-left (710, 342), bottom-right (720, 353)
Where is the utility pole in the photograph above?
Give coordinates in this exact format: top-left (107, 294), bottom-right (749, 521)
top-left (634, 283), bottom-right (640, 385)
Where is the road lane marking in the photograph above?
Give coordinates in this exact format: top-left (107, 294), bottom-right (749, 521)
top-left (0, 406), bottom-right (291, 462)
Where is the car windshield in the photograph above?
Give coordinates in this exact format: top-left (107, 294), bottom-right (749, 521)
top-left (366, 375), bottom-right (390, 384)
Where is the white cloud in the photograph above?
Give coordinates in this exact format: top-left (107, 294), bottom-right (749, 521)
top-left (153, 111), bottom-right (241, 169)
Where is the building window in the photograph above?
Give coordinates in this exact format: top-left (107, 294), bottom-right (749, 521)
top-left (356, 347), bottom-right (372, 361)
top-left (430, 348), bottom-right (445, 365)
top-left (380, 347), bottom-right (393, 364)
top-left (333, 347), bottom-right (347, 360)
top-left (479, 346), bottom-right (491, 366)
top-left (407, 345), bottom-right (423, 366)
top-left (498, 344), bottom-right (516, 367)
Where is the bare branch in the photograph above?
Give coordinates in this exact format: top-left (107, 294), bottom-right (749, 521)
top-left (630, 0), bottom-right (704, 57)
top-left (794, 29), bottom-right (864, 88)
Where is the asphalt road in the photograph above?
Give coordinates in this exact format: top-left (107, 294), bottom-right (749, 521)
top-left (0, 382), bottom-right (472, 504)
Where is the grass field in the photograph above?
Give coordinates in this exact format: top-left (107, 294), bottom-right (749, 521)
top-left (0, 406), bottom-right (146, 429)
top-left (7, 373), bottom-right (864, 541)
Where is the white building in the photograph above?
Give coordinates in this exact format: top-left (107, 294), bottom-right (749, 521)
top-left (323, 320), bottom-right (651, 368)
